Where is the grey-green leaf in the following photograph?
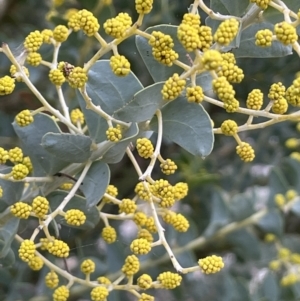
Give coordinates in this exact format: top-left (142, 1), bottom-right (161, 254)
top-left (149, 97), bottom-right (214, 157)
top-left (136, 25), bottom-right (192, 82)
top-left (48, 191), bottom-right (100, 230)
top-left (80, 161), bottom-right (110, 208)
top-left (13, 113), bottom-right (69, 176)
top-left (113, 82), bottom-right (165, 122)
top-left (211, 0), bottom-right (249, 16)
top-left (42, 133), bottom-right (93, 163)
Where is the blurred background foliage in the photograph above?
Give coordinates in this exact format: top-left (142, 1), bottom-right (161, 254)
top-left (1, 0), bottom-right (300, 301)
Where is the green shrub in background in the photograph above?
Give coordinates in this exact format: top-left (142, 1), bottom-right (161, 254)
top-left (1, 0), bottom-right (300, 300)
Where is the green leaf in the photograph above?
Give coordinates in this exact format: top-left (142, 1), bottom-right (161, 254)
top-left (258, 271), bottom-right (279, 301)
top-left (0, 167), bottom-right (24, 212)
top-left (226, 229), bottom-right (261, 260)
top-left (211, 0), bottom-right (249, 16)
top-left (256, 209), bottom-right (283, 237)
top-left (233, 23), bottom-right (292, 58)
top-left (149, 97), bottom-right (214, 157)
top-left (77, 60), bottom-right (143, 143)
top-left (102, 122), bottom-right (139, 164)
top-left (113, 82), bottom-right (165, 122)
top-left (136, 25), bottom-right (192, 82)
top-left (13, 113), bottom-right (70, 176)
top-left (41, 133), bottom-right (93, 163)
top-left (204, 189), bottom-right (231, 237)
top-left (79, 161), bottom-right (110, 208)
top-left (195, 72), bottom-right (213, 93)
top-left (0, 244), bottom-right (15, 267)
top-left (48, 191), bottom-right (100, 230)
top-left (0, 211), bottom-right (19, 258)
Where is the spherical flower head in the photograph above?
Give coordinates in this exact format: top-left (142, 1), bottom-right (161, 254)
top-left (280, 273), bottom-right (299, 286)
top-left (24, 30), bottom-right (43, 52)
top-left (26, 52), bottom-right (42, 66)
top-left (8, 147), bottom-right (23, 163)
top-left (106, 126), bottom-right (122, 142)
top-left (137, 274), bottom-right (153, 289)
top-left (47, 239), bottom-right (70, 257)
top-left (286, 189), bottom-right (297, 201)
top-left (28, 255), bottom-right (44, 271)
top-left (60, 183), bottom-right (73, 190)
top-left (269, 259), bottom-right (281, 271)
top-left (10, 65), bottom-right (29, 82)
top-left (236, 142), bottom-right (255, 162)
top-left (53, 25), bottom-right (69, 43)
top-left (70, 108), bottom-right (84, 125)
top-left (224, 98), bottom-right (239, 113)
top-left (130, 238), bottom-right (152, 255)
top-left (152, 47), bottom-right (179, 66)
top-left (186, 86), bottom-right (204, 103)
top-left (145, 216), bottom-right (157, 233)
top-left (149, 31), bottom-right (175, 50)
top-left (104, 17), bottom-right (125, 38)
top-left (212, 76), bottom-right (235, 102)
top-left (19, 239), bottom-right (36, 262)
top-left (275, 21), bottom-right (297, 45)
top-left (133, 211), bottom-right (148, 226)
top-left (290, 152), bottom-right (300, 161)
top-left (41, 29), bottom-right (53, 44)
top-left (198, 25), bottom-right (213, 51)
top-left (151, 179), bottom-right (175, 208)
top-left (201, 49), bottom-right (223, 71)
top-left (15, 110), bottom-right (34, 127)
top-left (177, 23), bottom-right (201, 52)
top-left (285, 138), bottom-right (300, 149)
top-left (171, 213), bottom-right (189, 232)
top-left (286, 85), bottom-right (300, 107)
top-left (53, 285), bottom-right (69, 301)
top-left (119, 198), bottom-right (137, 214)
top-left (136, 138), bottom-right (154, 159)
top-left (12, 164), bottom-right (29, 180)
top-left (102, 184), bottom-right (118, 202)
top-left (160, 158), bottom-right (178, 175)
top-left (221, 53), bottom-right (236, 64)
top-left (274, 193), bottom-right (286, 207)
top-left (271, 97), bottom-right (288, 114)
top-left (11, 201), bottom-right (32, 219)
top-left (0, 76), bottom-right (15, 95)
top-left (174, 182), bottom-right (188, 200)
top-left (0, 186), bottom-right (3, 198)
top-left (77, 9), bottom-right (100, 36)
top-left (135, 0), bottom-right (153, 14)
top-left (97, 276), bottom-right (111, 285)
top-left (116, 12), bottom-right (132, 28)
top-left (163, 211), bottom-right (176, 224)
top-left (217, 62), bottom-right (244, 83)
top-left (110, 55), bottom-right (131, 76)
top-left (101, 226), bottom-right (117, 244)
top-left (221, 119), bottom-right (238, 136)
top-left (278, 247), bottom-right (291, 259)
top-left (247, 89), bottom-right (264, 110)
top-left (135, 182), bottom-right (151, 201)
top-left (198, 255), bottom-right (225, 274)
top-left (65, 209), bottom-right (86, 226)
top-left (291, 253), bottom-right (300, 264)
top-left (268, 82), bottom-right (285, 101)
top-left (255, 29), bottom-right (273, 47)
top-left (214, 18), bottom-right (239, 45)
top-left (45, 270), bottom-right (59, 288)
top-left (250, 0), bottom-right (271, 9)
top-left (162, 73), bottom-right (186, 101)
top-left (264, 233), bottom-right (276, 243)
top-left (157, 271), bottom-right (182, 289)
top-left (182, 13), bottom-right (200, 29)
top-left (32, 196), bottom-right (49, 218)
top-left (91, 286), bottom-right (109, 301)
top-left (67, 67), bottom-right (88, 88)
top-left (137, 229), bottom-right (154, 243)
top-left (49, 69), bottom-right (66, 86)
top-left (122, 255), bottom-right (140, 276)
top-left (81, 259), bottom-right (96, 274)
